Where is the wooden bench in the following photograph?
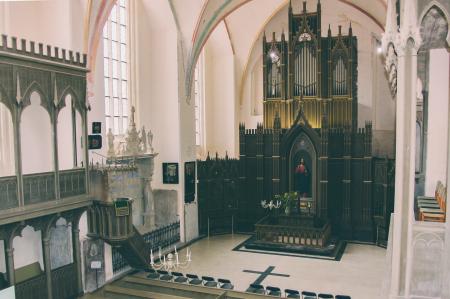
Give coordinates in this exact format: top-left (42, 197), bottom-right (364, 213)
top-left (418, 181), bottom-right (446, 222)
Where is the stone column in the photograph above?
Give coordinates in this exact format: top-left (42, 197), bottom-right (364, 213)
top-left (72, 225), bottom-right (83, 295)
top-left (389, 39), bottom-right (419, 299)
top-left (42, 236), bottom-right (53, 299)
top-left (5, 245), bottom-right (15, 286)
top-left (136, 154), bottom-right (158, 231)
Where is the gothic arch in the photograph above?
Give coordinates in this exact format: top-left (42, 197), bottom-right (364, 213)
top-left (21, 82), bottom-right (51, 117)
top-left (419, 1), bottom-right (450, 48)
top-left (58, 86), bottom-right (82, 113)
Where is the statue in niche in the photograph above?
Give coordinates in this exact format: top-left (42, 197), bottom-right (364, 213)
top-left (107, 128), bottom-right (115, 158)
top-left (147, 130), bottom-right (154, 153)
top-left (295, 158), bottom-right (310, 197)
top-left (141, 126), bottom-right (147, 153)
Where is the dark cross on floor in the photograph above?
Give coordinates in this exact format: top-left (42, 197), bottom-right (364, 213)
top-left (243, 266), bottom-right (290, 285)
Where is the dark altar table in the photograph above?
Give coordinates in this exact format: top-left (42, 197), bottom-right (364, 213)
top-left (254, 215), bottom-right (331, 248)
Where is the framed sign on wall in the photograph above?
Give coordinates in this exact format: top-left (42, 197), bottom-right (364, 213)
top-left (185, 161), bottom-right (195, 203)
top-left (163, 162), bottom-right (179, 184)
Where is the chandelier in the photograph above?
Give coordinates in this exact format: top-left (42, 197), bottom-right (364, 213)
top-left (150, 246), bottom-right (192, 271)
top-left (261, 199), bottom-right (282, 210)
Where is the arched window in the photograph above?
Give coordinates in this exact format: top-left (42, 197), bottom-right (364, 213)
top-left (104, 0), bottom-right (130, 136)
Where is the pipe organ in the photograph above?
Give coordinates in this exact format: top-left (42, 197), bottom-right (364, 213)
top-left (263, 1), bottom-right (357, 129)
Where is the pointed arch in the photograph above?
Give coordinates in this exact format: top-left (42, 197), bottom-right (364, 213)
top-left (22, 81), bottom-right (49, 111)
top-left (58, 85), bottom-right (83, 114)
top-left (419, 1), bottom-right (450, 47)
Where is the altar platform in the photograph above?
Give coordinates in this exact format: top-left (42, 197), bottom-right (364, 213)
top-left (242, 215), bottom-right (345, 260)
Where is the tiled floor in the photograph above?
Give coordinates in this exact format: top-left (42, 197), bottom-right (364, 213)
top-left (174, 234), bottom-right (387, 299)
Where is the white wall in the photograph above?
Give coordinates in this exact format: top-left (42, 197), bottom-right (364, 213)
top-left (0, 0), bottom-right (88, 172)
top-left (134, 0), bottom-right (180, 191)
top-left (204, 22), bottom-right (236, 157)
top-left (13, 226), bottom-right (44, 270)
top-left (20, 93), bottom-right (53, 174)
top-left (425, 48), bottom-right (449, 195)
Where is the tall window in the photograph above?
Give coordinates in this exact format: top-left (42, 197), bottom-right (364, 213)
top-left (103, 0), bottom-right (129, 135)
top-left (194, 51), bottom-right (205, 151)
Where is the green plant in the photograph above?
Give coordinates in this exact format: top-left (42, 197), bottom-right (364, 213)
top-left (274, 191), bottom-right (298, 209)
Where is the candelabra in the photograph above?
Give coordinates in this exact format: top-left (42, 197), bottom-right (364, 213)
top-left (150, 246), bottom-right (192, 271)
top-left (261, 200), bottom-right (282, 210)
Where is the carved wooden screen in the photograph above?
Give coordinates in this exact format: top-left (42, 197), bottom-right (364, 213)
top-left (294, 33), bottom-right (317, 97)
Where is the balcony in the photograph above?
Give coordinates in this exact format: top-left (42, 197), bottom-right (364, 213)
top-left (0, 168), bottom-right (91, 225)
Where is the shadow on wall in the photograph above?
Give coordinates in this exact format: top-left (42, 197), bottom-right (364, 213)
top-left (154, 190), bottom-right (178, 227)
top-left (373, 130), bottom-right (395, 158)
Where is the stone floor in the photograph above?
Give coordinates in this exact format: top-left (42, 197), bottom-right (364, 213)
top-left (174, 234), bottom-right (387, 299)
top-left (81, 234), bottom-right (388, 299)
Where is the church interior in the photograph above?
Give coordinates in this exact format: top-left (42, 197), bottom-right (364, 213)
top-left (0, 0), bottom-right (448, 298)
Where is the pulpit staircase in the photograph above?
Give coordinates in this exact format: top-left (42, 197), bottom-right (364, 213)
top-left (87, 198), bottom-right (151, 270)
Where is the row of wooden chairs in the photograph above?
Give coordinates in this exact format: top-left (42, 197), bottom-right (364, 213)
top-left (417, 181), bottom-right (446, 222)
top-left (145, 269), bottom-right (234, 289)
top-left (245, 283), bottom-right (351, 298)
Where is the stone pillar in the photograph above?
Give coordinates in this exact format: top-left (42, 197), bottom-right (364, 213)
top-left (136, 154), bottom-right (158, 231)
top-left (72, 225), bottom-right (83, 295)
top-left (42, 236), bottom-right (53, 299)
top-left (5, 245), bottom-right (15, 285)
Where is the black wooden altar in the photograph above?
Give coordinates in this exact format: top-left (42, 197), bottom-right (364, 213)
top-left (198, 1), bottom-right (394, 245)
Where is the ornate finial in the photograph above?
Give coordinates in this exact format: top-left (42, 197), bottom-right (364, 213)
top-left (338, 25), bottom-right (342, 36)
top-left (303, 1), bottom-right (307, 13)
top-left (289, 0), bottom-right (292, 11)
top-left (130, 106), bottom-right (136, 127)
top-left (349, 22), bottom-right (353, 36)
top-left (272, 32), bottom-right (276, 42)
top-left (263, 31), bottom-right (266, 42)
top-left (328, 24), bottom-right (331, 37)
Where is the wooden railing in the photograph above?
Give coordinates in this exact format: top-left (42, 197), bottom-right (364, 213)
top-left (255, 215), bottom-right (331, 247)
top-left (112, 221), bottom-right (181, 274)
top-left (51, 263), bottom-right (78, 299)
top-left (14, 263), bottom-right (78, 299)
top-left (0, 175), bottom-right (18, 209)
top-left (15, 274), bottom-right (48, 299)
top-left (0, 168), bottom-right (87, 211)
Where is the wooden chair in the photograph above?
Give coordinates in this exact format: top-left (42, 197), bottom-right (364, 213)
top-left (202, 276), bottom-right (218, 288)
top-left (418, 181), bottom-right (446, 222)
top-left (146, 268), bottom-right (160, 279)
top-left (301, 291), bottom-right (317, 298)
top-left (156, 269), bottom-right (173, 281)
top-left (186, 274), bottom-right (203, 285)
top-left (285, 289), bottom-right (301, 298)
top-left (246, 283), bottom-right (265, 295)
top-left (172, 271), bottom-right (188, 283)
top-left (266, 286), bottom-right (282, 296)
top-left (218, 278), bottom-right (234, 290)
